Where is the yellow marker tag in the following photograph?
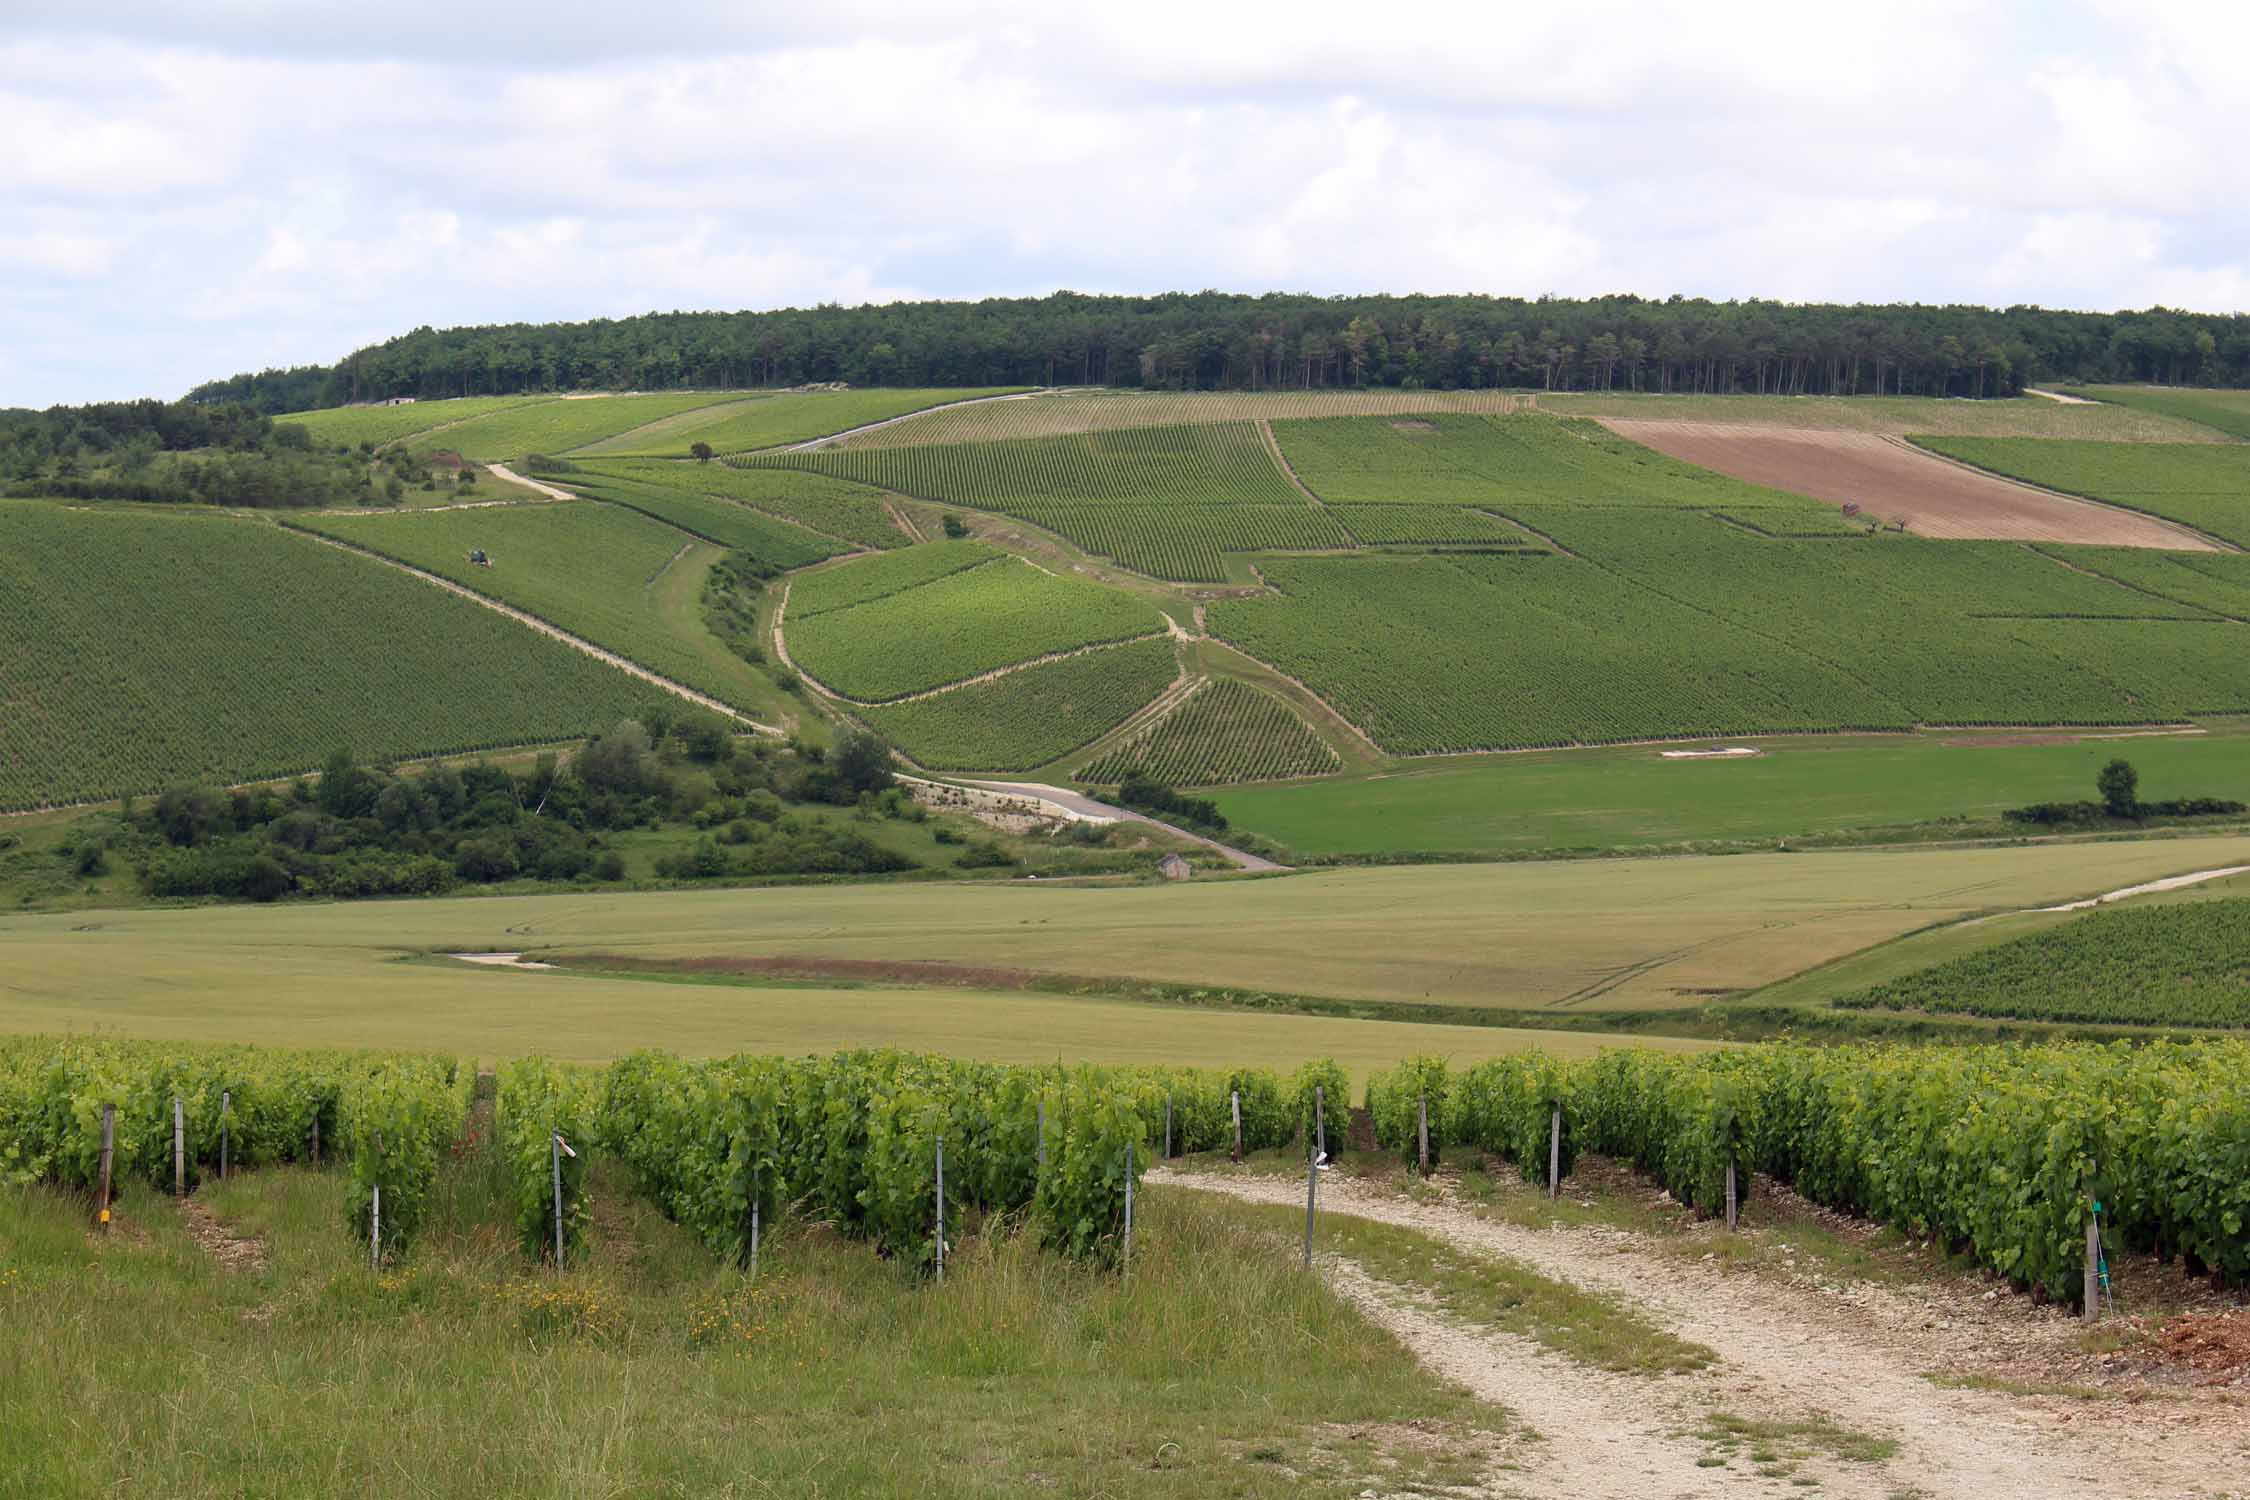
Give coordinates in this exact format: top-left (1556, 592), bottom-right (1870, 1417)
top-left (99, 1209), bottom-right (111, 1224)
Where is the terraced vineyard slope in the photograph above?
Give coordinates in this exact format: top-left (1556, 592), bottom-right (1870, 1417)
top-left (582, 458), bottom-right (907, 548)
top-left (275, 395), bottom-right (555, 449)
top-left (834, 388), bottom-right (1529, 448)
top-left (747, 422), bottom-right (1335, 581)
top-left (784, 554), bottom-right (1166, 701)
top-left (550, 472), bottom-right (846, 566)
top-left (1077, 678), bottom-right (1340, 785)
top-left (0, 503), bottom-right (660, 810)
top-left (293, 501), bottom-right (771, 714)
top-left (855, 638), bottom-right (1181, 771)
top-left (430, 394), bottom-right (755, 463)
top-left (570, 387), bottom-right (1029, 457)
top-left (1834, 897), bottom-right (2250, 1027)
top-left (2070, 385), bottom-right (2250, 440)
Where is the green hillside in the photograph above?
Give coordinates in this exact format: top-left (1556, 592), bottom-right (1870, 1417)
top-left (0, 503), bottom-right (660, 810)
top-left (1915, 437), bottom-right (2250, 547)
top-left (1835, 897), bottom-right (2250, 1027)
top-left (2072, 384), bottom-right (2250, 439)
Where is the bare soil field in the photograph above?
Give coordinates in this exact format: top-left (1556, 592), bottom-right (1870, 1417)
top-left (1606, 421), bottom-right (2223, 550)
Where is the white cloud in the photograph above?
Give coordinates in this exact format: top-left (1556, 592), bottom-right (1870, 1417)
top-left (7, 2), bottom-right (2250, 403)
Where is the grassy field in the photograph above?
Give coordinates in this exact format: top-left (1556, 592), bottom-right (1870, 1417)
top-left (2071, 384), bottom-right (2250, 439)
top-left (0, 504), bottom-right (662, 811)
top-left (276, 395), bottom-right (555, 449)
top-left (10, 839), bottom-right (2249, 1026)
top-left (568, 387), bottom-right (1030, 457)
top-left (291, 501), bottom-right (781, 718)
top-left (1540, 390), bottom-right (2224, 440)
top-left (1916, 436), bottom-right (2250, 548)
top-left (0, 1158), bottom-right (1500, 1497)
top-left (432, 394), bottom-right (755, 462)
top-left (1212, 726), bottom-right (2250, 857)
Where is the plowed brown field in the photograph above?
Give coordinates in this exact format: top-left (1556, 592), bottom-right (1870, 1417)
top-left (1605, 420), bottom-right (2224, 551)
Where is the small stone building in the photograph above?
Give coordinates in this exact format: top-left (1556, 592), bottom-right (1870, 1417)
top-left (1158, 853), bottom-right (1192, 881)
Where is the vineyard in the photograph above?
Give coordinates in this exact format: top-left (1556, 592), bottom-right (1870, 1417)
top-left (293, 501), bottom-right (769, 713)
top-left (2045, 545), bottom-right (2250, 620)
top-left (1328, 504), bottom-right (1534, 546)
top-left (0, 504), bottom-right (661, 811)
top-left (1370, 1041), bottom-right (2250, 1303)
top-left (1916, 437), bottom-right (2250, 548)
top-left (1077, 678), bottom-right (1341, 786)
top-left (855, 638), bottom-right (1179, 770)
top-left (430, 394), bottom-right (754, 463)
top-left (275, 395), bottom-right (554, 450)
top-left (568, 387), bottom-right (1030, 457)
top-left (550, 472), bottom-right (846, 567)
top-left (783, 539), bottom-right (998, 617)
top-left (1208, 551), bottom-right (1909, 753)
top-left (1272, 413), bottom-right (1834, 512)
top-left (1834, 898), bottom-right (2250, 1027)
top-left (1000, 502), bottom-right (1352, 582)
top-left (2070, 385), bottom-right (2250, 440)
top-left (832, 388), bottom-right (1529, 449)
top-left (588, 457), bottom-right (907, 548)
top-left (784, 557), bottom-right (1166, 701)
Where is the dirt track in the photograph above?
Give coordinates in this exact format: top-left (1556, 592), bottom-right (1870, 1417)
top-left (1159, 1168), bottom-right (2248, 1499)
top-left (1604, 420), bottom-right (2221, 550)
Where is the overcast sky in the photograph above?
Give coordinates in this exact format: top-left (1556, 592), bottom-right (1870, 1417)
top-left (7, 0), bottom-right (2247, 405)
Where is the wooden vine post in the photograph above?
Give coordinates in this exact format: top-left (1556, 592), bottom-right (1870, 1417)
top-left (370, 1183), bottom-right (381, 1269)
top-left (97, 1103), bottom-right (116, 1231)
top-left (1230, 1091), bottom-right (1243, 1162)
top-left (1417, 1094), bottom-right (1430, 1177)
top-left (1163, 1093), bottom-right (1172, 1161)
top-left (2084, 1195), bottom-right (2103, 1324)
top-left (1725, 1157), bottom-right (1739, 1232)
top-left (1547, 1103), bottom-right (1562, 1200)
top-left (1122, 1138), bottom-right (1134, 1274)
top-left (219, 1090), bottom-right (230, 1182)
top-left (934, 1134), bottom-right (946, 1285)
top-left (1314, 1085), bottom-right (1326, 1163)
top-left (172, 1095), bottom-right (184, 1197)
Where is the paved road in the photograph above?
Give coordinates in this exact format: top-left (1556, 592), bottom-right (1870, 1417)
top-left (960, 780), bottom-right (1289, 871)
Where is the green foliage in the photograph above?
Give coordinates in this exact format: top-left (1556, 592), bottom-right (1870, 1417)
top-left (1078, 679), bottom-right (1340, 787)
top-left (1452, 1053), bottom-right (1575, 1186)
top-left (1034, 1068), bottom-right (1146, 1266)
top-left (2097, 757), bottom-right (2140, 817)
top-left (1836, 897), bottom-right (2250, 1027)
top-left (855, 639), bottom-right (1178, 771)
top-left (434, 393), bottom-right (755, 462)
top-left (1329, 504), bottom-right (1535, 545)
top-left (1365, 1056), bottom-right (1451, 1166)
top-left (495, 1057), bottom-right (601, 1262)
top-left (335, 1055), bottom-right (472, 1259)
top-left (786, 557), bottom-right (1165, 701)
top-left (0, 505), bottom-right (660, 812)
top-left (1289, 1058), bottom-right (1350, 1158)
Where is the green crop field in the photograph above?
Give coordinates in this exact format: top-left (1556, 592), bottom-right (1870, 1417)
top-left (1078, 678), bottom-right (1341, 786)
top-left (292, 501), bottom-right (770, 713)
top-left (553, 473), bottom-right (845, 567)
top-left (1915, 437), bottom-right (2250, 547)
top-left (569, 387), bottom-right (1031, 457)
top-left (2072, 384), bottom-right (2250, 439)
top-left (1211, 727), bottom-right (2250, 858)
top-left (1328, 504), bottom-right (1533, 545)
top-left (0, 504), bottom-right (661, 810)
top-left (784, 540), bottom-right (999, 617)
top-left (1275, 413), bottom-right (1827, 510)
top-left (275, 395), bottom-right (556, 449)
top-left (1210, 550), bottom-right (1907, 754)
top-left (785, 557), bottom-right (1165, 701)
top-left (1541, 390), bottom-right (2224, 441)
top-left (7, 839), bottom-right (2244, 1020)
top-left (747, 422), bottom-right (1331, 581)
top-left (855, 637), bottom-right (1180, 770)
top-left (2045, 545), bottom-right (2250, 619)
top-left (584, 458), bottom-right (907, 548)
top-left (428, 394), bottom-right (752, 462)
top-left (1834, 897), bottom-right (2250, 1027)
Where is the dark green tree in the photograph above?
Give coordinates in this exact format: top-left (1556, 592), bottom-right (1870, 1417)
top-left (2098, 758), bottom-right (2140, 818)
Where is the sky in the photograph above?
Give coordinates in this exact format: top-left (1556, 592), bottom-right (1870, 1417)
top-left (6, 0), bottom-right (2249, 405)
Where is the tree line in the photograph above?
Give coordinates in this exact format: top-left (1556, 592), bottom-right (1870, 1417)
top-left (185, 291), bottom-right (2250, 412)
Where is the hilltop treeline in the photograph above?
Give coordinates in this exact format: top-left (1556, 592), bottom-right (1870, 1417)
top-left (187, 292), bottom-right (2250, 411)
top-left (0, 396), bottom-right (430, 506)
